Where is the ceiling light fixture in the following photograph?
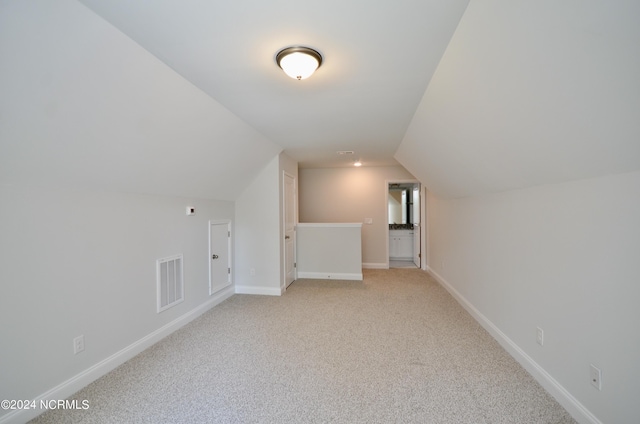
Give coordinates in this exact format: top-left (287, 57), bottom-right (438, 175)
top-left (354, 159), bottom-right (362, 167)
top-left (276, 46), bottom-right (323, 80)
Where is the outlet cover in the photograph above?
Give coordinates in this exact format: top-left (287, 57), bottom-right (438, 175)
top-left (590, 364), bottom-right (602, 390)
top-left (73, 335), bottom-right (85, 355)
top-left (536, 327), bottom-right (544, 346)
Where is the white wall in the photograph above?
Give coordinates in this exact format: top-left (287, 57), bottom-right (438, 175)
top-left (298, 166), bottom-right (415, 267)
top-left (233, 152), bottom-right (297, 295)
top-left (0, 183), bottom-right (234, 422)
top-left (234, 155), bottom-right (282, 295)
top-left (426, 171), bottom-right (640, 424)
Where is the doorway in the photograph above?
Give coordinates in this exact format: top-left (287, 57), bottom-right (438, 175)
top-left (283, 172), bottom-right (297, 290)
top-left (387, 181), bottom-right (420, 269)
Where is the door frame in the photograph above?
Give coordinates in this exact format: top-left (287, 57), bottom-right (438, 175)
top-left (422, 185), bottom-right (428, 270)
top-left (208, 219), bottom-right (232, 295)
top-left (282, 171), bottom-right (297, 291)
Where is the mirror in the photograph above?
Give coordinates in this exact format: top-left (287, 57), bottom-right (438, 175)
top-left (388, 183), bottom-right (420, 225)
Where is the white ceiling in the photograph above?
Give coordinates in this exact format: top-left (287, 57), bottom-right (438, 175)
top-left (77, 0), bottom-right (471, 169)
top-left (2, 0), bottom-right (639, 200)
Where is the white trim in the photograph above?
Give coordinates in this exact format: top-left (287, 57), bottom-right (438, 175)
top-left (362, 262), bottom-right (388, 269)
top-left (296, 272), bottom-right (363, 281)
top-left (234, 285), bottom-right (283, 296)
top-left (426, 267), bottom-right (602, 424)
top-left (296, 222), bottom-right (362, 228)
top-left (0, 287), bottom-right (234, 424)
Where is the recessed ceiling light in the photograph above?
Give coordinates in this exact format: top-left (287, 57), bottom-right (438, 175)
top-left (276, 46), bottom-right (323, 80)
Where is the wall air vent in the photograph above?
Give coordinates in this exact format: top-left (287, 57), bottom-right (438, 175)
top-left (157, 254), bottom-right (184, 313)
top-left (337, 150), bottom-right (355, 155)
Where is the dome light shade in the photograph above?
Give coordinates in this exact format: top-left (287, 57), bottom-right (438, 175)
top-left (276, 46), bottom-right (322, 80)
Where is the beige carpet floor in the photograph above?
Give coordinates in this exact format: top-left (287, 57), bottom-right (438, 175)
top-left (30, 269), bottom-right (576, 423)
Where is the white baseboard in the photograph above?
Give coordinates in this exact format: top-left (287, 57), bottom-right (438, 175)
top-left (296, 271), bottom-right (363, 281)
top-left (234, 285), bottom-right (283, 296)
top-left (362, 262), bottom-right (388, 269)
top-left (0, 286), bottom-right (234, 424)
top-left (426, 267), bottom-right (602, 424)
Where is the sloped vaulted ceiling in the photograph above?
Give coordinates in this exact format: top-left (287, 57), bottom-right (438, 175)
top-left (0, 0), bottom-right (282, 201)
top-left (76, 0), bottom-right (471, 170)
top-left (396, 0), bottom-right (640, 198)
top-left (2, 0), bottom-right (638, 200)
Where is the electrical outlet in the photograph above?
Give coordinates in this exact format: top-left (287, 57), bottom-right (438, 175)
top-left (536, 327), bottom-right (544, 346)
top-left (590, 364), bottom-right (602, 390)
top-left (73, 335), bottom-right (85, 355)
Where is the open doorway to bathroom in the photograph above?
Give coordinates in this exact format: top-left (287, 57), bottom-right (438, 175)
top-left (387, 181), bottom-right (420, 269)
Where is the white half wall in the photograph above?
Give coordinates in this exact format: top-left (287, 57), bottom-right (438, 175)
top-left (426, 171), bottom-right (640, 424)
top-left (297, 223), bottom-right (363, 280)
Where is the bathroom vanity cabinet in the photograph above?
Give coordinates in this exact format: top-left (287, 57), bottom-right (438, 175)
top-left (389, 230), bottom-right (413, 260)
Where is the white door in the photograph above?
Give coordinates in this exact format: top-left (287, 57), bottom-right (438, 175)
top-left (283, 172), bottom-right (296, 288)
top-left (209, 220), bottom-right (231, 295)
top-left (413, 187), bottom-right (421, 268)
